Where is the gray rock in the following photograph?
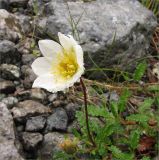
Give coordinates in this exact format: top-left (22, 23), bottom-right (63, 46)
top-left (25, 116), bottom-right (46, 132)
top-left (22, 132), bottom-right (43, 151)
top-left (1, 96), bottom-right (18, 109)
top-left (0, 0), bottom-right (9, 10)
top-left (46, 107), bottom-right (68, 131)
top-left (0, 80), bottom-right (16, 94)
top-left (0, 9), bottom-right (22, 42)
top-left (48, 93), bottom-right (58, 102)
top-left (18, 38), bottom-right (33, 55)
top-left (0, 102), bottom-right (24, 160)
top-left (0, 40), bottom-right (21, 64)
top-left (67, 120), bottom-right (81, 133)
top-left (11, 100), bottom-right (51, 119)
top-left (16, 89), bottom-right (31, 101)
top-left (16, 14), bottom-right (31, 34)
top-left (103, 91), bottom-right (119, 102)
top-left (0, 93), bottom-right (6, 101)
top-left (109, 91), bottom-right (119, 102)
top-left (38, 0), bottom-right (157, 78)
top-left (15, 88), bottom-right (47, 102)
top-left (22, 53), bottom-right (36, 65)
top-left (65, 103), bottom-right (79, 122)
top-left (17, 125), bottom-right (24, 132)
top-left (0, 64), bottom-right (20, 80)
top-left (28, 0), bottom-right (49, 15)
top-left (38, 132), bottom-right (65, 159)
top-left (30, 88), bottom-right (47, 102)
top-left (21, 65), bottom-right (37, 89)
top-left (9, 0), bottom-right (28, 7)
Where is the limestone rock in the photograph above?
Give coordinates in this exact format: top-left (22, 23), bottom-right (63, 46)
top-left (46, 107), bottom-right (68, 132)
top-left (9, 0), bottom-right (29, 7)
top-left (38, 132), bottom-right (65, 159)
top-left (22, 53), bottom-right (36, 65)
top-left (0, 40), bottom-right (21, 64)
top-left (0, 102), bottom-right (24, 160)
top-left (21, 132), bottom-right (43, 151)
top-left (38, 0), bottom-right (157, 78)
top-left (0, 80), bottom-right (16, 94)
top-left (65, 103), bottom-right (80, 122)
top-left (21, 65), bottom-right (37, 89)
top-left (30, 88), bottom-right (47, 102)
top-left (11, 100), bottom-right (51, 119)
top-left (0, 0), bottom-right (9, 10)
top-left (25, 116), bottom-right (46, 132)
top-left (0, 9), bottom-right (22, 42)
top-left (0, 64), bottom-right (21, 80)
top-left (1, 96), bottom-right (18, 109)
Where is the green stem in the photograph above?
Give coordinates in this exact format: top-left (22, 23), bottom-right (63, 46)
top-left (80, 77), bottom-right (96, 147)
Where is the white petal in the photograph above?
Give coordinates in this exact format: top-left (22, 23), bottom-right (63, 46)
top-left (32, 67), bottom-right (84, 93)
top-left (33, 74), bottom-right (55, 92)
top-left (38, 40), bottom-right (63, 59)
top-left (32, 74), bottom-right (69, 93)
top-left (31, 57), bottom-right (51, 76)
top-left (58, 32), bottom-right (77, 51)
top-left (74, 44), bottom-right (84, 67)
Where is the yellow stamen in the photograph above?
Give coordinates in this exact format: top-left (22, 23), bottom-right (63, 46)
top-left (51, 48), bottom-right (78, 81)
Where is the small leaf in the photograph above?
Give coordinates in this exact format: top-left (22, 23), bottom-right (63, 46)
top-left (138, 98), bottom-right (154, 113)
top-left (147, 84), bottom-right (159, 92)
top-left (109, 145), bottom-right (133, 160)
top-left (141, 157), bottom-right (151, 160)
top-left (110, 101), bottom-right (118, 117)
top-left (118, 89), bottom-right (132, 113)
top-left (133, 61), bottom-right (147, 81)
top-left (130, 130), bottom-right (140, 150)
top-left (126, 114), bottom-right (149, 123)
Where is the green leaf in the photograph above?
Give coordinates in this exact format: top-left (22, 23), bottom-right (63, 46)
top-left (155, 97), bottom-right (159, 107)
top-left (88, 105), bottom-right (115, 123)
top-left (126, 114), bottom-right (149, 123)
top-left (133, 61), bottom-right (147, 81)
top-left (118, 89), bottom-right (132, 113)
top-left (32, 49), bottom-right (40, 56)
top-left (138, 98), bottom-right (154, 113)
top-left (88, 105), bottom-right (107, 117)
top-left (147, 84), bottom-right (159, 92)
top-left (98, 143), bottom-right (108, 156)
top-left (109, 145), bottom-right (133, 160)
top-left (96, 123), bottom-right (123, 144)
top-left (110, 101), bottom-right (118, 117)
top-left (141, 157), bottom-right (151, 160)
top-left (130, 130), bottom-right (140, 150)
top-left (53, 151), bottom-right (70, 160)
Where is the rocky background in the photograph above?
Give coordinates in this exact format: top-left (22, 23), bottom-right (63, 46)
top-left (0, 0), bottom-right (158, 160)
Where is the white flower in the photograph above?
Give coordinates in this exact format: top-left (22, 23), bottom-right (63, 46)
top-left (31, 32), bottom-right (84, 93)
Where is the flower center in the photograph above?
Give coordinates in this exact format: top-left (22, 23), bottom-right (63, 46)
top-left (51, 48), bottom-right (78, 81)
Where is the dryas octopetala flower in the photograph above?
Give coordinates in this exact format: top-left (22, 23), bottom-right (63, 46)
top-left (31, 32), bottom-right (84, 92)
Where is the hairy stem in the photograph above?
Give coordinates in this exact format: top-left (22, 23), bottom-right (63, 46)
top-left (80, 77), bottom-right (96, 147)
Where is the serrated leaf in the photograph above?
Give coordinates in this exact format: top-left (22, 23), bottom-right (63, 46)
top-left (147, 84), bottom-right (159, 92)
top-left (141, 157), bottom-right (151, 160)
top-left (138, 98), bottom-right (154, 113)
top-left (110, 101), bottom-right (118, 117)
top-left (126, 114), bottom-right (149, 123)
top-left (118, 89), bottom-right (131, 113)
top-left (88, 105), bottom-right (115, 123)
top-left (53, 151), bottom-right (70, 160)
top-left (133, 61), bottom-right (147, 81)
top-left (96, 123), bottom-right (123, 144)
top-left (130, 130), bottom-right (140, 150)
top-left (109, 145), bottom-right (133, 160)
